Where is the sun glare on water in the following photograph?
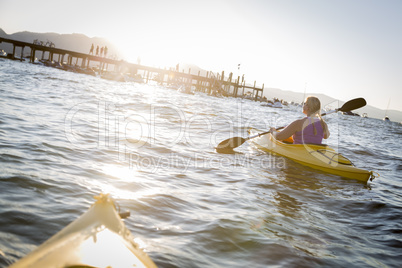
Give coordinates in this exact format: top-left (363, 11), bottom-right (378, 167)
top-left (83, 164), bottom-right (162, 201)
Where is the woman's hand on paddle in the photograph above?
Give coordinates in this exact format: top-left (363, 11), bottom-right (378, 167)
top-left (268, 127), bottom-right (276, 133)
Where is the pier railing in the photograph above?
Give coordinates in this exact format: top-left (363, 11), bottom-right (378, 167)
top-left (0, 37), bottom-right (264, 99)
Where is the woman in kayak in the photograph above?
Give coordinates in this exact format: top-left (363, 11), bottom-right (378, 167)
top-left (269, 96), bottom-right (330, 144)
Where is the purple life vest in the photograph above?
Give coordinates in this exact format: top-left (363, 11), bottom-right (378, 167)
top-left (293, 117), bottom-right (324, 144)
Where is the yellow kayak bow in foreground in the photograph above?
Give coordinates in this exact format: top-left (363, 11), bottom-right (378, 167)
top-left (248, 128), bottom-right (376, 183)
top-left (10, 194), bottom-right (157, 268)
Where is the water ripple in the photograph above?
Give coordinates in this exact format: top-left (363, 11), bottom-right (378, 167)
top-left (0, 60), bottom-right (401, 267)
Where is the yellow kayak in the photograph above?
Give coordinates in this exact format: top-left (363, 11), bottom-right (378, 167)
top-left (248, 128), bottom-right (375, 182)
top-left (10, 194), bottom-right (157, 268)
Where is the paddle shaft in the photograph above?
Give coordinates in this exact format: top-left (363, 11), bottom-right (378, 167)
top-left (216, 97), bottom-right (366, 151)
top-left (249, 109), bottom-right (340, 139)
top-left (246, 96), bottom-right (367, 139)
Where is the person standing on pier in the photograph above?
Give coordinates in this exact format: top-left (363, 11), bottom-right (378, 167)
top-left (104, 46), bottom-right (108, 58)
top-left (96, 45), bottom-right (99, 56)
top-left (100, 47), bottom-right (104, 57)
top-left (89, 43), bottom-right (94, 55)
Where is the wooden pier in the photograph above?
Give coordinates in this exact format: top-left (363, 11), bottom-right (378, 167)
top-left (0, 37), bottom-right (264, 99)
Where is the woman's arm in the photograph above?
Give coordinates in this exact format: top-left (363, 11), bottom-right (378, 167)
top-left (270, 120), bottom-right (302, 140)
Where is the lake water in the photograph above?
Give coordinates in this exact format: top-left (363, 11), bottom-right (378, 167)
top-left (1, 59), bottom-right (401, 267)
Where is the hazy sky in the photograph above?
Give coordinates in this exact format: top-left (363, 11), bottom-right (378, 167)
top-left (1, 0), bottom-right (401, 111)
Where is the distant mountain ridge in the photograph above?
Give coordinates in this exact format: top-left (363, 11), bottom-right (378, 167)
top-left (262, 87), bottom-right (402, 123)
top-left (0, 28), bottom-right (123, 59)
top-left (1, 29), bottom-right (401, 122)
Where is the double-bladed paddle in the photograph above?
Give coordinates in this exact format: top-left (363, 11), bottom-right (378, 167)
top-left (216, 97), bottom-right (366, 152)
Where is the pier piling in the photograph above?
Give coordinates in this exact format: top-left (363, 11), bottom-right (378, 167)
top-left (0, 37), bottom-right (264, 99)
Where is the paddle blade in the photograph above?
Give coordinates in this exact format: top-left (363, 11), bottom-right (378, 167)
top-left (216, 137), bottom-right (246, 151)
top-left (339, 98), bottom-right (366, 112)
